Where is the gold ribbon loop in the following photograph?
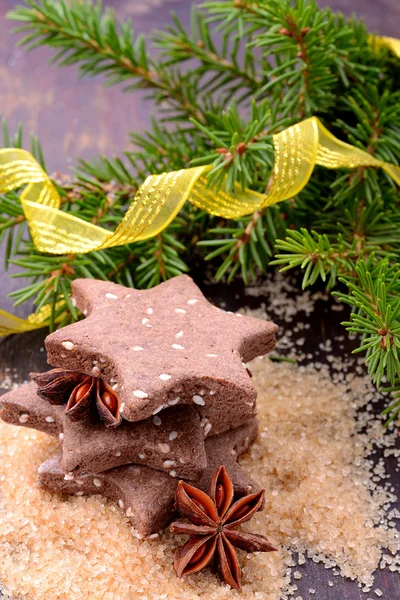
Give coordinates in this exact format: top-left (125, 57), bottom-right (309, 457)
top-left (1, 115), bottom-right (400, 335)
top-left (2, 117), bottom-right (400, 257)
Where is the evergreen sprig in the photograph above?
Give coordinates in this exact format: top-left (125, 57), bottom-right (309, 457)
top-left (2, 0), bottom-right (400, 423)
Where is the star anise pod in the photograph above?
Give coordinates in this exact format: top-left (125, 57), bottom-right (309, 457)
top-left (170, 465), bottom-right (277, 590)
top-left (30, 368), bottom-right (121, 427)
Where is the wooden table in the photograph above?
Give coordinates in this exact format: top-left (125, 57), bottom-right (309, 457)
top-left (0, 1), bottom-right (399, 598)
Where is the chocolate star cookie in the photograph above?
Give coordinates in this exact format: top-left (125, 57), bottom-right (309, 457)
top-left (37, 419), bottom-right (261, 537)
top-left (45, 275), bottom-right (277, 434)
top-left (0, 382), bottom-right (207, 479)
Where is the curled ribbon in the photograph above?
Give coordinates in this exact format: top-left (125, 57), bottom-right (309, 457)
top-left (1, 32), bottom-right (400, 335)
top-left (1, 117), bottom-right (399, 258)
top-left (1, 116), bottom-right (400, 335)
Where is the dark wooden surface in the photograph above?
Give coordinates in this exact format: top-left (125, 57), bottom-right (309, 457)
top-left (0, 1), bottom-right (399, 599)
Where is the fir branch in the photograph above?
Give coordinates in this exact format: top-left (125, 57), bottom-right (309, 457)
top-left (135, 228), bottom-right (189, 289)
top-left (336, 258), bottom-right (400, 394)
top-left (271, 229), bottom-right (359, 289)
top-left (191, 100), bottom-right (278, 192)
top-left (154, 7), bottom-right (263, 100)
top-left (199, 205), bottom-right (286, 283)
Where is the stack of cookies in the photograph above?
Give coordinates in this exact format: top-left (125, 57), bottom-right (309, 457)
top-left (0, 275), bottom-right (277, 537)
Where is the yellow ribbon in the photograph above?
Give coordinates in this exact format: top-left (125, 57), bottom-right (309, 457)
top-left (1, 35), bottom-right (400, 336)
top-left (0, 304), bottom-right (65, 337)
top-left (370, 35), bottom-right (400, 58)
top-left (1, 116), bottom-right (400, 336)
top-left (1, 117), bottom-right (400, 256)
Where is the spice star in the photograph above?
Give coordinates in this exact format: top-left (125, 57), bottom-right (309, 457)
top-left (45, 275), bottom-right (278, 434)
top-left (170, 465), bottom-right (277, 590)
top-left (31, 368), bottom-right (122, 427)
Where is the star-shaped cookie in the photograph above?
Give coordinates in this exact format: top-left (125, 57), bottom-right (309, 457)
top-left (37, 418), bottom-right (261, 537)
top-left (0, 382), bottom-right (207, 479)
top-left (45, 275), bottom-right (277, 435)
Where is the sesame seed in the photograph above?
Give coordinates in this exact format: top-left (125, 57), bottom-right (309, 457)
top-left (169, 431), bottom-right (178, 441)
top-left (171, 344), bottom-right (184, 350)
top-left (141, 318), bottom-right (150, 325)
top-left (71, 297), bottom-right (77, 307)
top-left (131, 346), bottom-right (144, 351)
top-left (163, 460), bottom-right (175, 468)
top-left (174, 308), bottom-right (187, 314)
top-left (169, 470), bottom-right (177, 477)
top-left (118, 499), bottom-right (124, 509)
top-left (203, 423), bottom-right (212, 436)
top-left (138, 454), bottom-right (145, 459)
top-left (105, 293), bottom-right (118, 300)
top-left (159, 374), bottom-right (172, 381)
top-left (149, 533), bottom-right (159, 539)
top-left (59, 433), bottom-right (64, 441)
top-left (115, 451), bottom-right (121, 457)
top-left (209, 390), bottom-right (216, 395)
top-left (175, 330), bottom-right (183, 338)
top-left (92, 366), bottom-right (101, 376)
top-left (19, 414), bottom-right (29, 424)
top-left (75, 490), bottom-right (84, 496)
top-left (146, 308), bottom-right (153, 315)
top-left (93, 478), bottom-right (102, 487)
top-left (112, 383), bottom-right (119, 391)
top-left (133, 390), bottom-right (148, 399)
top-left (199, 390), bottom-right (205, 395)
top-left (152, 405), bottom-right (164, 415)
top-left (193, 395), bottom-right (205, 406)
top-left (64, 473), bottom-right (74, 481)
top-left (45, 416), bottom-right (55, 423)
top-left (169, 398), bottom-right (180, 406)
top-left (126, 507), bottom-right (133, 517)
top-left (61, 341), bottom-right (75, 351)
top-left (152, 416), bottom-right (162, 426)
top-left (158, 443), bottom-right (170, 454)
top-left (187, 299), bottom-right (198, 305)
top-left (206, 353), bottom-right (217, 358)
